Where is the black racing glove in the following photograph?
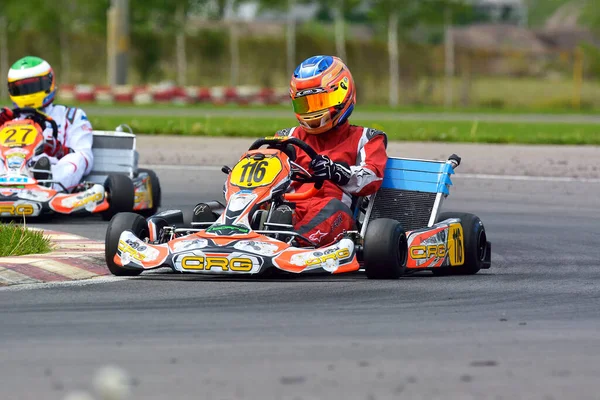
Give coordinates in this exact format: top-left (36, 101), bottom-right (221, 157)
top-left (309, 155), bottom-right (352, 186)
top-left (0, 107), bottom-right (14, 125)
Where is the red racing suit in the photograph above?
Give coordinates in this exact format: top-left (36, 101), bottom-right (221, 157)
top-left (276, 122), bottom-right (388, 246)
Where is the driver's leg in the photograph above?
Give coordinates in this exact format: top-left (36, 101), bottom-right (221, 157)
top-left (51, 152), bottom-right (88, 190)
top-left (294, 197), bottom-right (355, 246)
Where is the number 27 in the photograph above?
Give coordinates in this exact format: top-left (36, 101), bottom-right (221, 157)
top-left (4, 128), bottom-right (32, 144)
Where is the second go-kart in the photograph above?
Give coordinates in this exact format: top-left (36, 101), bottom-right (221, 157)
top-left (0, 107), bottom-right (161, 219)
top-left (105, 136), bottom-right (491, 279)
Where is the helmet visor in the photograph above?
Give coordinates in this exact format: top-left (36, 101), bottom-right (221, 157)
top-left (8, 74), bottom-right (53, 96)
top-left (292, 82), bottom-right (349, 115)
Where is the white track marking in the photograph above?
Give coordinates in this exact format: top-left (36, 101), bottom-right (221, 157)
top-left (459, 173), bottom-right (600, 184)
top-left (141, 164), bottom-right (600, 184)
top-left (141, 164), bottom-right (222, 171)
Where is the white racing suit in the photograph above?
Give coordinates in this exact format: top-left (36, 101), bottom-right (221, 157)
top-left (33, 104), bottom-right (94, 190)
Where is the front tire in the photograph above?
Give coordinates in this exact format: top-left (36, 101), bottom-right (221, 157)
top-left (433, 212), bottom-right (489, 275)
top-left (102, 174), bottom-right (135, 221)
top-left (105, 212), bottom-right (148, 276)
top-left (363, 218), bottom-right (408, 279)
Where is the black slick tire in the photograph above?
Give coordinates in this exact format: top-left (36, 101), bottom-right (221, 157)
top-left (363, 218), bottom-right (408, 279)
top-left (102, 174), bottom-right (135, 221)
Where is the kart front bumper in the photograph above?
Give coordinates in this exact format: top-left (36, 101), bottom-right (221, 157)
top-left (115, 230), bottom-right (361, 276)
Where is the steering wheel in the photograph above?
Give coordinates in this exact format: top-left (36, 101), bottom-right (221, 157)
top-left (248, 137), bottom-right (324, 201)
top-left (11, 107), bottom-right (59, 139)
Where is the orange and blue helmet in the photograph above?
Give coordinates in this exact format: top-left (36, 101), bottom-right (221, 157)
top-left (290, 55), bottom-right (356, 135)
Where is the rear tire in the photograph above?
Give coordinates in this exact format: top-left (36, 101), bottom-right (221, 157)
top-left (363, 218), bottom-right (408, 279)
top-left (105, 212), bottom-right (148, 276)
top-left (433, 212), bottom-right (488, 276)
top-left (102, 174), bottom-right (135, 221)
top-left (137, 168), bottom-right (162, 218)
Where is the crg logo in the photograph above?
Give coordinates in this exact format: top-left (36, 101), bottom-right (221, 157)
top-left (180, 256), bottom-right (253, 272)
top-left (0, 203), bottom-right (35, 216)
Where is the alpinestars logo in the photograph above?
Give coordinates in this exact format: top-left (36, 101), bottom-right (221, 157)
top-left (354, 168), bottom-right (372, 179)
top-left (309, 230), bottom-right (328, 243)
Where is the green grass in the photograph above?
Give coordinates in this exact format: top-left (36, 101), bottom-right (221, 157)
top-left (0, 223), bottom-right (52, 257)
top-left (90, 115), bottom-right (600, 145)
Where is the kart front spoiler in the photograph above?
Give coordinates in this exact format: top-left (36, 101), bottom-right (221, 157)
top-left (115, 230), bottom-right (361, 276)
top-left (0, 184), bottom-right (109, 217)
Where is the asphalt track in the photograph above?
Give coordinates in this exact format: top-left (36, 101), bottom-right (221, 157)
top-left (2, 158), bottom-right (600, 399)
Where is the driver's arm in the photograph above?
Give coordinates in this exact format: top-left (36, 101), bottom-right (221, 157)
top-left (62, 108), bottom-right (94, 172)
top-left (341, 129), bottom-right (387, 197)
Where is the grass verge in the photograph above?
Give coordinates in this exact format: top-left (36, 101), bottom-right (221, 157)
top-left (90, 115), bottom-right (600, 145)
top-left (0, 223), bottom-right (52, 257)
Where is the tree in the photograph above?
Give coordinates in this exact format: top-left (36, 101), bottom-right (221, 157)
top-left (129, 0), bottom-right (208, 84)
top-left (257, 0), bottom-right (362, 70)
top-left (0, 0), bottom-right (109, 85)
top-left (227, 1), bottom-right (240, 86)
top-left (370, 0), bottom-right (471, 106)
top-left (581, 0), bottom-right (600, 30)
top-left (176, 1), bottom-right (188, 86)
top-left (333, 0), bottom-right (347, 61)
top-left (257, 0), bottom-right (308, 75)
top-left (0, 13), bottom-right (7, 100)
top-left (525, 0), bottom-right (574, 27)
top-left (311, 0), bottom-right (363, 62)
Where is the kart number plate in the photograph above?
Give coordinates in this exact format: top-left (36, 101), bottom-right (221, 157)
top-left (230, 157), bottom-right (283, 188)
top-left (447, 223), bottom-right (465, 266)
top-left (0, 125), bottom-right (37, 147)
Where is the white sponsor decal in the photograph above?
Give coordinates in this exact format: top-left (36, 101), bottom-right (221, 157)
top-left (227, 192), bottom-right (257, 212)
top-left (289, 239), bottom-right (354, 272)
top-left (7, 155), bottom-right (25, 170)
top-left (171, 238), bottom-right (209, 252)
top-left (60, 185), bottom-right (104, 210)
top-left (233, 240), bottom-right (280, 256)
top-left (0, 175), bottom-right (31, 184)
top-left (18, 189), bottom-right (53, 202)
top-left (118, 231), bottom-right (160, 263)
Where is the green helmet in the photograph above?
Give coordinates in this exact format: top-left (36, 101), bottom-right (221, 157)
top-left (7, 56), bottom-right (56, 109)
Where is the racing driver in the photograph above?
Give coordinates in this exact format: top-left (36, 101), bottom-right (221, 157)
top-left (273, 55), bottom-right (388, 246)
top-left (0, 56), bottom-right (93, 190)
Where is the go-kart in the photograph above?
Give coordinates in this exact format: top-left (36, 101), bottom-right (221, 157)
top-left (0, 107), bottom-right (160, 219)
top-left (105, 136), bottom-right (491, 279)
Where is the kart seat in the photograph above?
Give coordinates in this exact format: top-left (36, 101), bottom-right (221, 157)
top-left (360, 157), bottom-right (455, 234)
top-left (84, 131), bottom-right (139, 185)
